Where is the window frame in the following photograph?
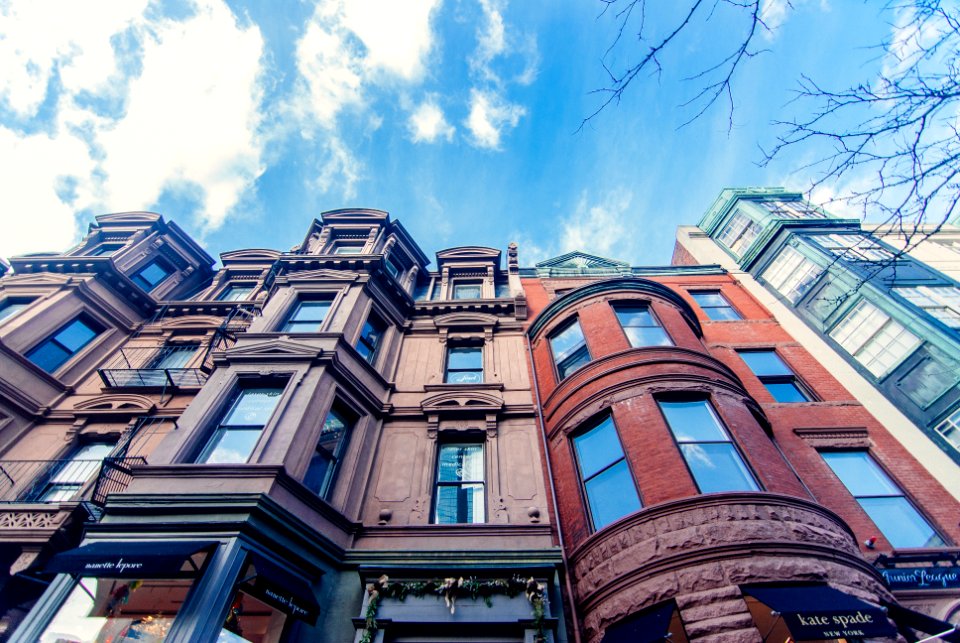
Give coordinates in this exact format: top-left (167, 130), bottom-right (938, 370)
top-left (26, 440), bottom-right (117, 502)
top-left (86, 243), bottom-right (125, 257)
top-left (893, 285), bottom-right (960, 328)
top-left (444, 344), bottom-right (484, 384)
top-left (737, 349), bottom-right (813, 403)
top-left (828, 298), bottom-right (921, 378)
top-left (356, 310), bottom-right (388, 365)
top-left (0, 297), bottom-right (34, 323)
top-left (613, 303), bottom-right (673, 347)
top-left (571, 414), bottom-right (642, 531)
top-left (130, 257), bottom-right (175, 292)
top-left (303, 401), bottom-right (355, 500)
top-left (279, 296), bottom-right (334, 333)
top-left (452, 280), bottom-right (483, 300)
top-left (216, 284), bottom-right (255, 302)
top-left (690, 291), bottom-right (742, 321)
top-left (195, 382), bottom-right (287, 464)
top-left (26, 315), bottom-right (104, 374)
top-left (717, 210), bottom-right (763, 255)
top-left (820, 450), bottom-right (947, 548)
top-left (658, 398), bottom-right (761, 494)
top-left (760, 245), bottom-right (825, 304)
top-left (432, 441), bottom-right (486, 524)
top-left (549, 317), bottom-right (592, 381)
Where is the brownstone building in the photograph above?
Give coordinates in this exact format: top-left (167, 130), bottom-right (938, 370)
top-left (0, 207), bottom-right (957, 643)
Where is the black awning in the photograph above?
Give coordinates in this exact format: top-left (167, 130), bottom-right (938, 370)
top-left (601, 600), bottom-right (679, 643)
top-left (242, 553), bottom-right (320, 625)
top-left (886, 602), bottom-right (960, 642)
top-left (742, 584), bottom-right (897, 641)
top-left (45, 541), bottom-right (217, 578)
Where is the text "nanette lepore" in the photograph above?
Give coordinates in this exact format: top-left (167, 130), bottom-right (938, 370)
top-left (82, 558), bottom-right (144, 574)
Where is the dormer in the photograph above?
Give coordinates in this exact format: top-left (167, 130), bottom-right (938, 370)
top-left (201, 249), bottom-right (281, 302)
top-left (10, 211), bottom-right (215, 302)
top-left (425, 247), bottom-right (506, 301)
top-left (292, 208), bottom-right (429, 294)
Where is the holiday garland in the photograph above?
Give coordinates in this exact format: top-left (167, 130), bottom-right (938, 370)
top-left (359, 574), bottom-right (547, 643)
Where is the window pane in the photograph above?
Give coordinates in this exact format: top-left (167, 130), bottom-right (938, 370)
top-left (201, 428), bottom-right (262, 463)
top-left (616, 307), bottom-right (656, 327)
top-left (437, 444), bottom-right (484, 482)
top-left (705, 306), bottom-right (741, 321)
top-left (435, 483), bottom-right (484, 523)
top-left (550, 321), bottom-right (586, 363)
top-left (680, 443), bottom-right (759, 493)
top-left (558, 346), bottom-right (591, 379)
top-left (624, 326), bottom-right (672, 347)
top-left (55, 319), bottom-right (98, 352)
top-left (357, 315), bottom-right (387, 362)
top-left (218, 285), bottom-right (253, 301)
top-left (151, 345), bottom-right (197, 369)
top-left (134, 260), bottom-right (172, 289)
top-left (764, 381), bottom-right (809, 403)
top-left (289, 301), bottom-right (330, 323)
top-left (27, 341), bottom-right (72, 372)
top-left (573, 417), bottom-right (625, 479)
top-left (860, 497), bottom-right (947, 548)
top-left (333, 243), bottom-right (363, 254)
top-left (303, 449), bottom-right (334, 495)
top-left (447, 347), bottom-right (481, 371)
top-left (0, 300), bottom-right (30, 321)
top-left (691, 293), bottom-right (726, 307)
top-left (49, 443), bottom-right (114, 484)
top-left (740, 351), bottom-right (792, 377)
top-left (584, 460), bottom-right (641, 529)
top-left (453, 283), bottom-right (482, 299)
top-left (660, 401), bottom-right (728, 442)
top-left (222, 388), bottom-right (283, 427)
top-left (821, 451), bottom-right (900, 496)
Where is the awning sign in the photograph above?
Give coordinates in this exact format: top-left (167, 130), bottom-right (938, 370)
top-left (879, 566), bottom-right (960, 591)
top-left (242, 554), bottom-right (320, 625)
top-left (45, 541), bottom-right (216, 578)
top-left (742, 584), bottom-right (897, 641)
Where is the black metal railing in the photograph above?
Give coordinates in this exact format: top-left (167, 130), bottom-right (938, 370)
top-left (99, 367), bottom-right (207, 388)
top-left (0, 456), bottom-right (145, 505)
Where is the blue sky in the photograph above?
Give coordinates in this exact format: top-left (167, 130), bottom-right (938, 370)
top-left (0, 0), bottom-right (898, 267)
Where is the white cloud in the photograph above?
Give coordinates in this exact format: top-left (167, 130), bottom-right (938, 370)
top-left (409, 98), bottom-right (454, 143)
top-left (465, 88), bottom-right (524, 149)
top-left (315, 136), bottom-right (362, 199)
top-left (470, 0), bottom-right (507, 83)
top-left (342, 0), bottom-right (441, 80)
top-left (759, 0), bottom-right (791, 40)
top-left (97, 0), bottom-right (266, 231)
top-left (0, 0), bottom-right (267, 257)
top-left (0, 0), bottom-right (149, 117)
top-left (559, 189), bottom-right (635, 258)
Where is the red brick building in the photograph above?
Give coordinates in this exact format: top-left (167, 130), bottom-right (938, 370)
top-left (521, 253), bottom-right (960, 642)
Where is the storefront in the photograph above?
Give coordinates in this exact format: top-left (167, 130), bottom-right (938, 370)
top-left (14, 538), bottom-right (321, 643)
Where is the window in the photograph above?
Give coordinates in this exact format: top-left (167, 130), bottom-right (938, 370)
top-left (384, 254), bottom-right (404, 280)
top-left (281, 298), bottom-right (332, 332)
top-left (615, 304), bottom-right (672, 347)
top-left (0, 298), bottom-right (32, 322)
top-left (659, 400), bottom-right (759, 493)
top-left (27, 316), bottom-right (103, 373)
top-left (550, 319), bottom-right (591, 379)
top-left (197, 385), bottom-right (284, 463)
top-left (738, 350), bottom-right (810, 402)
top-left (332, 241), bottom-right (364, 255)
top-left (896, 350), bottom-right (958, 408)
top-left (829, 299), bottom-right (921, 377)
top-left (761, 246), bottom-right (824, 303)
top-left (433, 443), bottom-right (484, 523)
top-left (690, 291), bottom-right (741, 321)
top-left (935, 408), bottom-right (960, 453)
top-left (445, 346), bottom-right (483, 383)
top-left (130, 258), bottom-right (174, 291)
top-left (356, 312), bottom-right (387, 364)
top-left (893, 285), bottom-right (960, 328)
top-left (217, 284), bottom-right (254, 301)
top-left (821, 451), bottom-right (946, 548)
top-left (716, 210), bottom-right (762, 255)
top-left (149, 343), bottom-right (198, 370)
top-left (453, 281), bottom-right (482, 299)
top-left (29, 442), bottom-right (115, 502)
top-left (814, 234), bottom-right (893, 262)
top-left (303, 403), bottom-right (353, 499)
top-left (572, 416), bottom-right (641, 530)
top-left (87, 243), bottom-right (124, 256)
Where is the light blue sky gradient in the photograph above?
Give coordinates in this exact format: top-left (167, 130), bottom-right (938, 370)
top-left (0, 0), bottom-right (893, 267)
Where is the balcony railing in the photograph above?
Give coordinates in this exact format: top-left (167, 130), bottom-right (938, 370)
top-left (0, 456), bottom-right (146, 505)
top-left (99, 367), bottom-right (207, 389)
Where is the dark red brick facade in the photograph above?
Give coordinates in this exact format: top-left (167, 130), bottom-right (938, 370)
top-left (523, 272), bottom-right (960, 642)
